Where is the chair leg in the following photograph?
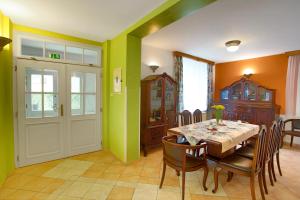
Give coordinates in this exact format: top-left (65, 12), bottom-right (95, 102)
top-left (212, 167), bottom-right (221, 193)
top-left (276, 152), bottom-right (282, 176)
top-left (290, 136), bottom-right (294, 147)
top-left (258, 172), bottom-right (265, 200)
top-left (182, 171), bottom-right (186, 200)
top-left (280, 136), bottom-right (284, 148)
top-left (227, 171), bottom-right (233, 182)
top-left (176, 170), bottom-right (180, 176)
top-left (202, 165), bottom-right (208, 191)
top-left (262, 164), bottom-right (268, 194)
top-left (271, 157), bottom-right (277, 182)
top-left (250, 175), bottom-right (256, 200)
top-left (268, 161), bottom-right (274, 186)
top-left (159, 162), bottom-right (166, 189)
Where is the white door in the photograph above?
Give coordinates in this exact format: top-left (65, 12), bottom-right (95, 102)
top-left (17, 59), bottom-right (65, 166)
top-left (17, 59), bottom-right (101, 167)
top-left (66, 65), bottom-right (101, 156)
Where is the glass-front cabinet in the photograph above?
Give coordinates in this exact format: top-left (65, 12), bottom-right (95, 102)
top-left (141, 73), bottom-right (177, 156)
top-left (220, 78), bottom-right (275, 103)
top-left (219, 77), bottom-right (279, 127)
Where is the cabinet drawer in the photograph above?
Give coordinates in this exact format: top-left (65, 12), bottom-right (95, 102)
top-left (149, 126), bottom-right (164, 144)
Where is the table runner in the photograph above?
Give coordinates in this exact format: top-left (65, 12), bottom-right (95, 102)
top-left (168, 119), bottom-right (260, 153)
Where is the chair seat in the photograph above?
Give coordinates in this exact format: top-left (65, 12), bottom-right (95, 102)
top-left (235, 145), bottom-right (254, 159)
top-left (218, 154), bottom-right (253, 172)
top-left (186, 155), bottom-right (206, 168)
top-left (283, 130), bottom-right (300, 137)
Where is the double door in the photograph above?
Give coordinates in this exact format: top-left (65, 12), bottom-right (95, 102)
top-left (17, 59), bottom-right (101, 167)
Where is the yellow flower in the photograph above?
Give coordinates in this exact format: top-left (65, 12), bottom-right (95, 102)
top-left (212, 104), bottom-right (225, 110)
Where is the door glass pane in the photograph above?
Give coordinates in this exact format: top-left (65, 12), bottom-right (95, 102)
top-left (85, 94), bottom-right (96, 114)
top-left (71, 73), bottom-right (82, 93)
top-left (84, 49), bottom-right (98, 65)
top-left (31, 74), bottom-right (42, 92)
top-left (26, 93), bottom-right (42, 118)
top-left (45, 42), bottom-right (64, 59)
top-left (71, 94), bottom-right (83, 115)
top-left (44, 94), bottom-right (58, 117)
top-left (21, 38), bottom-right (44, 57)
top-left (85, 73), bottom-right (96, 93)
top-left (66, 46), bottom-right (83, 62)
top-left (44, 70), bottom-right (58, 93)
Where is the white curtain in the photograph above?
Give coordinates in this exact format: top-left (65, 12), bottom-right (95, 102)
top-left (182, 57), bottom-right (208, 111)
top-left (286, 55), bottom-right (300, 117)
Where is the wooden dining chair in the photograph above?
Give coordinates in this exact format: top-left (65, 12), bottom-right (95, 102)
top-left (160, 135), bottom-right (208, 200)
top-left (236, 122), bottom-right (278, 195)
top-left (179, 110), bottom-right (192, 126)
top-left (282, 118), bottom-right (300, 147)
top-left (212, 126), bottom-right (267, 200)
top-left (193, 109), bottom-right (202, 123)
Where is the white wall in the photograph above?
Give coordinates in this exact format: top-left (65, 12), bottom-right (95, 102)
top-left (141, 44), bottom-right (174, 79)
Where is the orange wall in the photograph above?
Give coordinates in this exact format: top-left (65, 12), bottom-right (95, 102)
top-left (215, 54), bottom-right (288, 114)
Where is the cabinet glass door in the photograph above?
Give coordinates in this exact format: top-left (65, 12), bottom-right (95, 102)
top-left (258, 87), bottom-right (272, 101)
top-left (165, 79), bottom-right (175, 112)
top-left (231, 83), bottom-right (242, 100)
top-left (149, 79), bottom-right (163, 123)
top-left (244, 82), bottom-right (256, 101)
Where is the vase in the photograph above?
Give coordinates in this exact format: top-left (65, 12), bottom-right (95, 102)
top-left (215, 110), bottom-right (223, 125)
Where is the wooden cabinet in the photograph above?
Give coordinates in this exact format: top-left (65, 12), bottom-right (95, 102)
top-left (220, 78), bottom-right (280, 127)
top-left (141, 73), bottom-right (177, 156)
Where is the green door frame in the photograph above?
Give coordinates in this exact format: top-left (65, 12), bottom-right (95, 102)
top-left (102, 0), bottom-right (216, 162)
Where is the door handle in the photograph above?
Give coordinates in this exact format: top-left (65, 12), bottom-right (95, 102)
top-left (60, 104), bottom-right (64, 116)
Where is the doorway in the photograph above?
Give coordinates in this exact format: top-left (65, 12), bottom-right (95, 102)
top-left (16, 58), bottom-right (101, 167)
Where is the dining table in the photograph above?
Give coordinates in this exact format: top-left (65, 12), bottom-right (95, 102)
top-left (167, 119), bottom-right (260, 159)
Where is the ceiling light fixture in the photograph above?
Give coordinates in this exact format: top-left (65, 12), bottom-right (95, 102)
top-left (225, 40), bottom-right (241, 52)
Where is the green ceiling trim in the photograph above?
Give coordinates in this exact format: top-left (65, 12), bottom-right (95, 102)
top-left (129, 0), bottom-right (216, 38)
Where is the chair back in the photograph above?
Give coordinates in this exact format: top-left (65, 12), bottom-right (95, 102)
top-left (162, 135), bottom-right (207, 169)
top-left (292, 119), bottom-right (300, 130)
top-left (275, 118), bottom-right (284, 150)
top-left (166, 110), bottom-right (178, 128)
top-left (267, 121), bottom-right (278, 158)
top-left (252, 125), bottom-right (267, 173)
top-left (223, 111), bottom-right (238, 121)
top-left (193, 109), bottom-right (202, 123)
top-left (179, 110), bottom-right (192, 126)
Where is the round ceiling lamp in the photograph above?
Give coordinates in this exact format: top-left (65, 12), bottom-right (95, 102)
top-left (225, 40), bottom-right (241, 52)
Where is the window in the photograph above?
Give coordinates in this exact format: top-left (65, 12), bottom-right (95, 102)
top-left (71, 72), bottom-right (96, 115)
top-left (182, 57), bottom-right (208, 112)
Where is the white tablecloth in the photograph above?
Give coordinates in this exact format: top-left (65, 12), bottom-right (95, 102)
top-left (168, 119), bottom-right (260, 153)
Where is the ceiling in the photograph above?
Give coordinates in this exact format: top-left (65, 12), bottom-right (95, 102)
top-left (0, 0), bottom-right (165, 42)
top-left (143, 0), bottom-right (300, 63)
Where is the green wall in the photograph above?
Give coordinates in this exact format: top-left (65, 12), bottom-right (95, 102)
top-left (0, 12), bottom-right (14, 185)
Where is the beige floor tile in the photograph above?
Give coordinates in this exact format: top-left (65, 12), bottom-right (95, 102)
top-left (63, 181), bottom-right (94, 198)
top-left (132, 184), bottom-right (158, 200)
top-left (138, 176), bottom-right (160, 185)
top-left (0, 188), bottom-right (16, 199)
top-left (140, 167), bottom-right (161, 178)
top-left (9, 190), bottom-right (37, 200)
top-left (30, 192), bottom-right (51, 200)
top-left (41, 179), bottom-right (65, 193)
top-left (83, 183), bottom-right (113, 200)
top-left (2, 174), bottom-right (36, 189)
top-left (22, 177), bottom-right (56, 192)
top-left (107, 186), bottom-right (135, 200)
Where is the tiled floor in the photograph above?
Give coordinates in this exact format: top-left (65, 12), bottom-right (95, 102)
top-left (0, 144), bottom-right (300, 200)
